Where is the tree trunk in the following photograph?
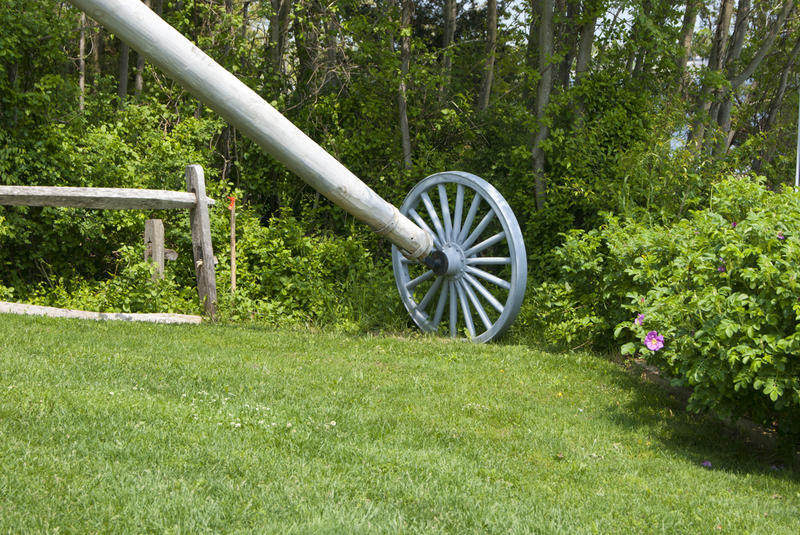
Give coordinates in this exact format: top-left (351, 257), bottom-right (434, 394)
top-left (574, 8), bottom-right (595, 80)
top-left (712, 0), bottom-right (751, 153)
top-left (292, 0), bottom-right (318, 102)
top-left (79, 13), bottom-right (86, 112)
top-left (690, 0), bottom-right (734, 146)
top-left (398, 0), bottom-right (414, 169)
top-left (555, 0), bottom-right (578, 91)
top-left (239, 1), bottom-right (252, 73)
top-left (92, 23), bottom-right (102, 79)
top-left (324, 16), bottom-right (341, 94)
top-left (573, 5), bottom-right (598, 125)
top-left (134, 0), bottom-right (151, 97)
top-left (764, 36), bottom-right (800, 133)
top-left (729, 0), bottom-right (793, 89)
top-left (723, 0), bottom-right (750, 71)
top-left (631, 0), bottom-right (654, 78)
top-left (677, 0), bottom-right (699, 74)
top-left (439, 0), bottom-right (457, 106)
top-left (754, 36), bottom-right (800, 171)
top-left (522, 6), bottom-right (539, 108)
top-left (477, 0), bottom-right (497, 111)
top-left (269, 0), bottom-right (292, 75)
top-left (708, 0), bottom-right (734, 71)
top-left (532, 0), bottom-right (554, 210)
top-left (134, 52), bottom-right (145, 97)
top-left (118, 41), bottom-right (129, 106)
top-left (714, 0), bottom-right (793, 153)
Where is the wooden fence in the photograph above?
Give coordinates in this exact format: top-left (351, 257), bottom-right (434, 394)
top-left (0, 164), bottom-right (217, 318)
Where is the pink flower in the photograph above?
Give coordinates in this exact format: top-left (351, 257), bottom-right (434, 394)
top-left (644, 331), bottom-right (664, 351)
top-left (635, 314), bottom-right (645, 326)
top-left (731, 221), bottom-right (737, 228)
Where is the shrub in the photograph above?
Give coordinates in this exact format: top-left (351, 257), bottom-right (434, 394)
top-left (526, 177), bottom-right (800, 432)
top-left (618, 178), bottom-right (800, 431)
top-left (26, 245), bottom-right (199, 314)
top-left (515, 214), bottom-right (642, 350)
top-left (212, 208), bottom-right (408, 332)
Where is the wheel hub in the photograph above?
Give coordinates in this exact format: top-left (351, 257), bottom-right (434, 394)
top-left (424, 243), bottom-right (465, 278)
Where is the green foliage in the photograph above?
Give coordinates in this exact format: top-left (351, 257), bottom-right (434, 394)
top-left (4, 0), bottom-right (800, 348)
top-left (530, 177), bottom-right (800, 432)
top-left (516, 218), bottom-right (636, 349)
top-left (617, 178), bottom-right (800, 431)
top-left (0, 0), bottom-right (75, 129)
top-left (25, 244), bottom-right (199, 314)
top-left (213, 209), bottom-right (407, 332)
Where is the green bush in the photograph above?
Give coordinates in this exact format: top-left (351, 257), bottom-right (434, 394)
top-left (26, 245), bottom-right (199, 314)
top-left (515, 213), bottom-right (642, 350)
top-left (525, 177), bottom-right (800, 432)
top-left (212, 208), bottom-right (408, 332)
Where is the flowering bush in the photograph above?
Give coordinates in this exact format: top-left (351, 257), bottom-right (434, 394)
top-left (616, 178), bottom-right (800, 431)
top-left (528, 177), bottom-right (800, 433)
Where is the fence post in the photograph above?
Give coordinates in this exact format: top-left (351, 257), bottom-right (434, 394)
top-left (144, 218), bottom-right (165, 280)
top-left (185, 164), bottom-right (217, 318)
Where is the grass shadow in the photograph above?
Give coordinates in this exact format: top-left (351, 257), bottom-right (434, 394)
top-left (595, 355), bottom-right (799, 480)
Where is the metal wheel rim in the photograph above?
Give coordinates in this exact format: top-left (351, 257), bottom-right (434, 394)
top-left (392, 171), bottom-right (527, 343)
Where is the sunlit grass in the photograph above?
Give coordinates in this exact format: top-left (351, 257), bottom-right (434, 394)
top-left (1, 315), bottom-right (798, 533)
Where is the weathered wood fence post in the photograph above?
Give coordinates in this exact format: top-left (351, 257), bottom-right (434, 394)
top-left (144, 218), bottom-right (165, 280)
top-left (186, 164), bottom-right (217, 318)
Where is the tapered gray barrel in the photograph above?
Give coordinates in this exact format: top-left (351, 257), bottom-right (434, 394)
top-left (67, 0), bottom-right (433, 260)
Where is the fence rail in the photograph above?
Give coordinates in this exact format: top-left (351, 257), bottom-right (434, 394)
top-left (0, 186), bottom-right (211, 210)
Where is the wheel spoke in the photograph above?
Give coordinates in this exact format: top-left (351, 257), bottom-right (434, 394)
top-left (421, 192), bottom-right (447, 245)
top-left (464, 231), bottom-right (505, 258)
top-left (406, 269), bottom-right (435, 291)
top-left (465, 256), bottom-right (511, 266)
top-left (438, 184), bottom-right (453, 242)
top-left (460, 279), bottom-right (492, 331)
top-left (465, 266), bottom-right (510, 290)
top-left (414, 276), bottom-right (443, 314)
top-left (461, 210), bottom-right (496, 251)
top-left (455, 280), bottom-right (476, 338)
top-left (463, 272), bottom-right (504, 313)
top-left (432, 278), bottom-right (449, 328)
top-left (452, 184), bottom-right (464, 242)
top-left (456, 191), bottom-right (482, 243)
top-left (449, 280), bottom-right (457, 337)
top-left (408, 208), bottom-right (442, 249)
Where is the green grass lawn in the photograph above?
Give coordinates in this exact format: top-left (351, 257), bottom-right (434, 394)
top-left (1, 315), bottom-right (798, 534)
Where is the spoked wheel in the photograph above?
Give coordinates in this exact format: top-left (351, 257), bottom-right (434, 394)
top-left (392, 171), bottom-right (527, 343)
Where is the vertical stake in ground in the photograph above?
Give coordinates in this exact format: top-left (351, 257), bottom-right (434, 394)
top-left (228, 196), bottom-right (237, 294)
top-left (186, 165), bottom-right (217, 318)
top-left (144, 218), bottom-right (165, 280)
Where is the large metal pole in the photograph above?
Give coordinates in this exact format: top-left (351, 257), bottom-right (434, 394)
top-left (67, 0), bottom-right (433, 260)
